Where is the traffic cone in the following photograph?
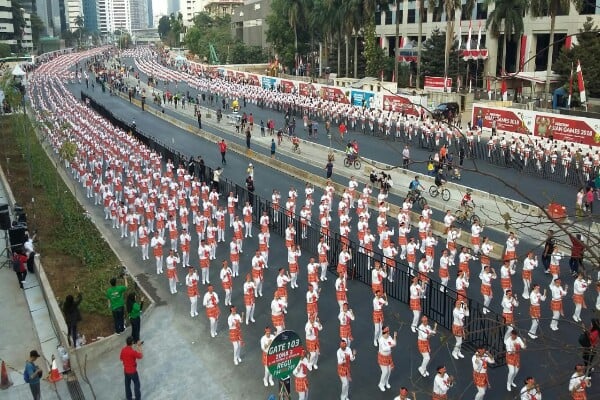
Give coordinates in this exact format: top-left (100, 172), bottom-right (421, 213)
top-left (0, 360), bottom-right (12, 389)
top-left (48, 355), bottom-right (62, 383)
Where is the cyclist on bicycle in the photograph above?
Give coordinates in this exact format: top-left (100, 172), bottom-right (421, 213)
top-left (408, 176), bottom-right (425, 197)
top-left (292, 136), bottom-right (300, 152)
top-left (434, 169), bottom-right (447, 188)
top-left (461, 190), bottom-right (475, 208)
top-left (346, 141), bottom-right (358, 161)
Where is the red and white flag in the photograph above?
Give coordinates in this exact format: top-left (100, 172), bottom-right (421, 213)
top-left (487, 77), bottom-right (491, 100)
top-left (501, 79), bottom-right (507, 101)
top-left (466, 21), bottom-right (472, 51)
top-left (577, 60), bottom-right (586, 103)
top-left (568, 62), bottom-right (573, 107)
top-left (476, 22), bottom-right (482, 50)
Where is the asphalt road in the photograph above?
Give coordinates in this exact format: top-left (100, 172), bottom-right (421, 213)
top-left (62, 79), bottom-right (600, 400)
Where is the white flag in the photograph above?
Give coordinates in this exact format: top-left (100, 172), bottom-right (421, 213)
top-left (458, 24), bottom-right (462, 49)
top-left (577, 60), bottom-right (587, 103)
top-left (466, 22), bottom-right (472, 51)
top-left (476, 23), bottom-right (482, 50)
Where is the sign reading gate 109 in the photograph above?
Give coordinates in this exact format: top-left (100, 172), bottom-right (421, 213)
top-left (267, 330), bottom-right (303, 380)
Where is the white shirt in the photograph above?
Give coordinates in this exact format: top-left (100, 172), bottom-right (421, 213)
top-left (433, 373), bottom-right (452, 395)
top-left (305, 320), bottom-right (322, 341)
top-left (377, 334), bottom-right (396, 355)
top-left (203, 291), bottom-right (219, 307)
top-left (227, 313), bottom-right (242, 330)
top-left (336, 346), bottom-right (355, 365)
top-left (550, 283), bottom-right (567, 301)
top-left (529, 290), bottom-right (546, 306)
top-left (260, 334), bottom-right (273, 353)
top-left (574, 278), bottom-right (589, 295)
top-left (520, 385), bottom-right (542, 400)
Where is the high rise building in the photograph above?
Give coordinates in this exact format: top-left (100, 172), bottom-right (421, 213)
top-left (231, 0), bottom-right (271, 48)
top-left (146, 0), bottom-right (151, 27)
top-left (130, 0), bottom-right (147, 29)
top-left (106, 0), bottom-right (131, 33)
top-left (166, 0), bottom-right (179, 15)
top-left (82, 0), bottom-right (98, 32)
top-left (0, 0), bottom-right (34, 51)
top-left (65, 0), bottom-right (83, 30)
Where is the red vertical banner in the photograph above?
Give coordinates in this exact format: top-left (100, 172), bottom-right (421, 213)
top-left (519, 35), bottom-right (527, 72)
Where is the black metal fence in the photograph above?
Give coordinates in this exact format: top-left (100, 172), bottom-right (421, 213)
top-left (81, 91), bottom-right (507, 366)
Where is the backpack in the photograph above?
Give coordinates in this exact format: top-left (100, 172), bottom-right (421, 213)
top-left (23, 363), bottom-right (31, 383)
top-left (579, 331), bottom-right (591, 347)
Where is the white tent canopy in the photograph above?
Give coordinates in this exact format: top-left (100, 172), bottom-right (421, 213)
top-left (11, 64), bottom-right (26, 77)
top-left (512, 70), bottom-right (560, 84)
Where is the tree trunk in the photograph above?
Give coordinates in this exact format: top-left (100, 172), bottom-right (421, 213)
top-left (544, 14), bottom-right (556, 99)
top-left (294, 26), bottom-right (298, 75)
top-left (337, 34), bottom-right (341, 75)
top-left (515, 33), bottom-right (522, 72)
top-left (345, 34), bottom-right (349, 77)
top-left (354, 35), bottom-right (358, 78)
top-left (501, 31), bottom-right (507, 74)
top-left (417, 7), bottom-right (423, 89)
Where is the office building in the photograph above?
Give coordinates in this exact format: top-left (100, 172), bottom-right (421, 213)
top-left (0, 0), bottom-right (33, 51)
top-left (231, 0), bottom-right (270, 48)
top-left (82, 0), bottom-right (98, 32)
top-left (130, 0), bottom-right (148, 29)
top-left (146, 0), bottom-right (151, 27)
top-left (65, 0), bottom-right (83, 30)
top-left (375, 0), bottom-right (600, 79)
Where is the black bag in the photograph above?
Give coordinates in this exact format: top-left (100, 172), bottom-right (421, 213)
top-left (12, 256), bottom-right (21, 272)
top-left (579, 331), bottom-right (591, 347)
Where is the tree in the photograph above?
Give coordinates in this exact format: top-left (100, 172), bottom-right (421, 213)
top-left (287, 0), bottom-right (305, 65)
top-left (73, 15), bottom-right (85, 45)
top-left (553, 17), bottom-right (600, 100)
top-left (30, 14), bottom-right (45, 48)
top-left (158, 16), bottom-right (171, 39)
top-left (266, 0), bottom-right (299, 71)
top-left (364, 20), bottom-right (386, 77)
top-left (530, 0), bottom-right (583, 96)
top-left (420, 28), bottom-right (466, 80)
top-left (0, 43), bottom-right (11, 58)
top-left (486, 0), bottom-right (528, 74)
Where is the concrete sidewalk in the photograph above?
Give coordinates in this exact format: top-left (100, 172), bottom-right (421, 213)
top-left (0, 167), bottom-right (72, 399)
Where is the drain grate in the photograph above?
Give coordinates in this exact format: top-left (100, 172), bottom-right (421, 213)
top-left (65, 371), bottom-right (86, 400)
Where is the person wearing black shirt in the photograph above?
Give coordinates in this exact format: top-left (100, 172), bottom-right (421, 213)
top-left (541, 230), bottom-right (555, 274)
top-left (63, 287), bottom-right (82, 347)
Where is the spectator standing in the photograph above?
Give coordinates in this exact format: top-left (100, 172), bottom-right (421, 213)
top-left (569, 234), bottom-right (585, 276)
top-left (402, 145), bottom-right (410, 168)
top-left (127, 292), bottom-right (144, 342)
top-left (325, 160), bottom-right (333, 179)
top-left (120, 336), bottom-right (143, 400)
top-left (576, 188), bottom-right (585, 219)
top-left (218, 139), bottom-right (227, 165)
top-left (106, 275), bottom-right (128, 335)
top-left (581, 319), bottom-right (600, 369)
top-left (585, 187), bottom-right (594, 213)
top-left (23, 231), bottom-right (36, 273)
top-left (197, 112), bottom-right (202, 129)
top-left (212, 167), bottom-right (222, 193)
top-left (541, 230), bottom-right (555, 274)
top-left (13, 247), bottom-right (28, 289)
top-left (24, 350), bottom-right (43, 400)
top-left (246, 175), bottom-right (255, 204)
top-left (198, 157), bottom-right (206, 182)
top-left (63, 286), bottom-right (82, 347)
top-left (245, 128), bottom-right (252, 149)
top-left (271, 139), bottom-right (276, 158)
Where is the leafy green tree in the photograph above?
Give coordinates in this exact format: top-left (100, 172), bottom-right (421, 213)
top-left (158, 16), bottom-right (171, 39)
top-left (553, 17), bottom-right (600, 100)
top-left (420, 28), bottom-right (466, 81)
top-left (30, 14), bottom-right (45, 47)
top-left (486, 0), bottom-right (528, 74)
top-left (364, 20), bottom-right (386, 77)
top-left (266, 0), bottom-right (299, 71)
top-left (0, 43), bottom-right (11, 58)
top-left (530, 0), bottom-right (583, 95)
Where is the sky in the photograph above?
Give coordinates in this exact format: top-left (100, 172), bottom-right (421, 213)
top-left (153, 0), bottom-right (167, 19)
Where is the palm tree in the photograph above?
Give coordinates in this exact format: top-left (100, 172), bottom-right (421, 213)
top-left (74, 15), bottom-right (84, 44)
top-left (485, 0), bottom-right (528, 74)
top-left (287, 0), bottom-right (306, 72)
top-left (530, 0), bottom-right (582, 96)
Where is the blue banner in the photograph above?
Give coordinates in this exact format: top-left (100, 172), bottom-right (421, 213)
top-left (351, 90), bottom-right (374, 108)
top-left (262, 77), bottom-right (277, 90)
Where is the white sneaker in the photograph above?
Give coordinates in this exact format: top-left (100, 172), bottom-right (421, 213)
top-left (263, 379), bottom-right (268, 387)
top-left (378, 384), bottom-right (385, 392)
top-left (385, 383), bottom-right (391, 389)
top-left (528, 333), bottom-right (537, 339)
top-left (269, 378), bottom-right (275, 386)
top-left (418, 367), bottom-right (426, 377)
top-left (458, 352), bottom-right (465, 359)
top-left (550, 326), bottom-right (558, 331)
top-left (452, 352), bottom-right (459, 360)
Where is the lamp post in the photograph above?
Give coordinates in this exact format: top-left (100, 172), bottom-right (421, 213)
top-left (394, 0), bottom-right (400, 90)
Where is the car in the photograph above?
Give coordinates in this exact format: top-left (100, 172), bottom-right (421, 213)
top-left (431, 102), bottom-right (460, 121)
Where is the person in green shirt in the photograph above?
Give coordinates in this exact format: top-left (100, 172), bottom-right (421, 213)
top-left (106, 275), bottom-right (128, 334)
top-left (127, 292), bottom-right (144, 342)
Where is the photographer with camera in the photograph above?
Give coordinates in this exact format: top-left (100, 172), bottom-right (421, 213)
top-left (106, 272), bottom-right (128, 335)
top-left (63, 285), bottom-right (83, 347)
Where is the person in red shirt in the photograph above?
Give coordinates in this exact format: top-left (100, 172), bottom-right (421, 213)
top-left (569, 234), bottom-right (585, 276)
top-left (13, 247), bottom-right (28, 289)
top-left (218, 140), bottom-right (227, 165)
top-left (120, 336), bottom-right (143, 400)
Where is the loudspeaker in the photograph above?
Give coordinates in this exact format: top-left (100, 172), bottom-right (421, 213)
top-left (0, 203), bottom-right (10, 231)
top-left (8, 226), bottom-right (26, 247)
top-left (14, 206), bottom-right (26, 225)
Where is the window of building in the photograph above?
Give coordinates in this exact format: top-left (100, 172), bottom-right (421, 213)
top-left (385, 10), bottom-right (393, 24)
top-left (407, 8), bottom-right (415, 23)
top-left (475, 2), bottom-right (487, 19)
top-left (397, 10), bottom-right (403, 24)
top-left (579, 0), bottom-right (599, 14)
top-left (375, 11), bottom-right (382, 24)
top-left (432, 6), bottom-right (442, 22)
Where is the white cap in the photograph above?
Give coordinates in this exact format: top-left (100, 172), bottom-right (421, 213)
top-left (249, 163), bottom-right (252, 166)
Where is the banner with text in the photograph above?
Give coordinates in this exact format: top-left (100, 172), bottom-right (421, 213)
top-left (424, 76), bottom-right (453, 92)
top-left (471, 104), bottom-right (600, 146)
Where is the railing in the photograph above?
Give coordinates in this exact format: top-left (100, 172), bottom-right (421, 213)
top-left (81, 91), bottom-right (508, 366)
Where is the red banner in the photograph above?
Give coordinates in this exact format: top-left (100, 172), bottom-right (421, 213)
top-left (382, 95), bottom-right (419, 116)
top-left (424, 76), bottom-right (452, 92)
top-left (320, 87), bottom-right (349, 103)
top-left (235, 71), bottom-right (246, 81)
top-left (299, 82), bottom-right (318, 97)
top-left (280, 80), bottom-right (295, 93)
top-left (533, 115), bottom-right (598, 145)
top-left (472, 106), bottom-right (529, 134)
top-left (247, 74), bottom-right (260, 86)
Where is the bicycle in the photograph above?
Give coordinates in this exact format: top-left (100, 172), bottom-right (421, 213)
top-left (405, 189), bottom-right (427, 209)
top-left (455, 204), bottom-right (479, 225)
top-left (429, 184), bottom-right (451, 201)
top-left (344, 155), bottom-right (361, 169)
